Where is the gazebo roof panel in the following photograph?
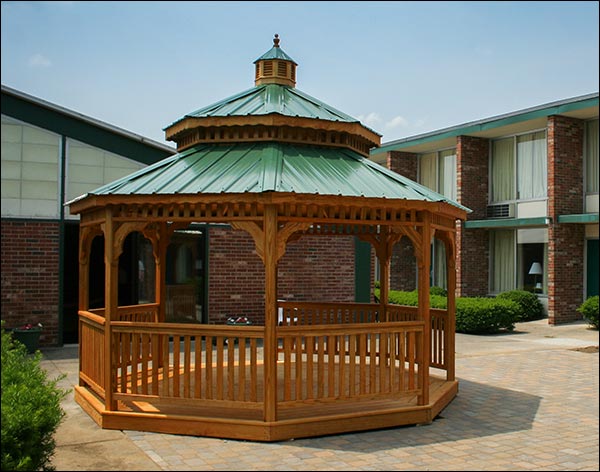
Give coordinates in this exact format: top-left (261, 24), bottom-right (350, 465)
top-left (75, 142), bottom-right (469, 213)
top-left (165, 85), bottom-right (372, 129)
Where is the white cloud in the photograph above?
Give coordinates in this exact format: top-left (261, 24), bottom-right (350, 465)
top-left (384, 115), bottom-right (409, 130)
top-left (28, 54), bottom-right (52, 68)
top-left (357, 112), bottom-right (382, 129)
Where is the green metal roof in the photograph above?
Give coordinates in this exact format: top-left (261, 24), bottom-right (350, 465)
top-left (165, 84), bottom-right (368, 129)
top-left (254, 45), bottom-right (297, 64)
top-left (74, 142), bottom-right (468, 212)
top-left (372, 92), bottom-right (599, 156)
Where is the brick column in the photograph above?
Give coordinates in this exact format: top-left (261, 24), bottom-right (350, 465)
top-left (386, 151), bottom-right (418, 291)
top-left (456, 136), bottom-right (489, 297)
top-left (547, 115), bottom-right (585, 324)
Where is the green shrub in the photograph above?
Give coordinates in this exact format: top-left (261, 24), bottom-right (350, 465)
top-left (1, 324), bottom-right (67, 471)
top-left (496, 289), bottom-right (545, 322)
top-left (455, 297), bottom-right (520, 334)
top-left (374, 288), bottom-right (520, 334)
top-left (429, 286), bottom-right (448, 297)
top-left (577, 296), bottom-right (599, 329)
top-left (375, 288), bottom-right (447, 308)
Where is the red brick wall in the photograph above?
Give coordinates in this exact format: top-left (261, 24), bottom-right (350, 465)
top-left (386, 151), bottom-right (418, 291)
top-left (456, 135), bottom-right (489, 297)
top-left (547, 115), bottom-right (585, 324)
top-left (1, 219), bottom-right (60, 346)
top-left (207, 226), bottom-right (355, 325)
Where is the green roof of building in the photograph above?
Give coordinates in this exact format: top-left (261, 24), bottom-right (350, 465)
top-left (77, 142), bottom-right (468, 211)
top-left (165, 84), bottom-right (369, 129)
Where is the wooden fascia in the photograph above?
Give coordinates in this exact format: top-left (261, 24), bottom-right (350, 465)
top-left (164, 115), bottom-right (381, 147)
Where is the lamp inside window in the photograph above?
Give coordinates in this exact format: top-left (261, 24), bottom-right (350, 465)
top-left (528, 262), bottom-right (543, 293)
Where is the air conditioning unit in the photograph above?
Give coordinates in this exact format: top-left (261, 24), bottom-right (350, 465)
top-left (486, 203), bottom-right (515, 219)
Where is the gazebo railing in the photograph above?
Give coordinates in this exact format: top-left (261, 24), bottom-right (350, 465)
top-left (278, 301), bottom-right (449, 371)
top-left (78, 301), bottom-right (444, 417)
top-left (276, 321), bottom-right (425, 404)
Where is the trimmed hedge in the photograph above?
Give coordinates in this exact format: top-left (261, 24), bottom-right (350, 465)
top-left (1, 324), bottom-right (67, 471)
top-left (577, 295), bottom-right (599, 329)
top-left (374, 288), bottom-right (519, 334)
top-left (496, 290), bottom-right (545, 322)
top-left (455, 297), bottom-right (519, 334)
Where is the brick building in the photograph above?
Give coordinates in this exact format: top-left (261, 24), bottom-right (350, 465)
top-left (1, 85), bottom-right (175, 345)
top-left (1, 82), bottom-right (371, 346)
top-left (370, 93), bottom-right (599, 324)
top-left (4, 83), bottom-right (596, 346)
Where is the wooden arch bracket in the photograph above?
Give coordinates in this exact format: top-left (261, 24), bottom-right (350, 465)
top-left (231, 221), bottom-right (311, 265)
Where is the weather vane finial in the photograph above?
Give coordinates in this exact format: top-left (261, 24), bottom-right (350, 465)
top-left (273, 34), bottom-right (280, 47)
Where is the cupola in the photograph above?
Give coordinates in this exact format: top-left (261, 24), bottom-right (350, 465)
top-left (254, 34), bottom-right (297, 87)
top-left (163, 35), bottom-right (381, 156)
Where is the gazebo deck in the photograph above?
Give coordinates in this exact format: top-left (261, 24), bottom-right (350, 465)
top-left (76, 303), bottom-right (457, 441)
top-left (75, 357), bottom-right (457, 442)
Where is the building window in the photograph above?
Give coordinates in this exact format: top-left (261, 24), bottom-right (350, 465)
top-left (490, 130), bottom-right (547, 203)
top-left (65, 138), bottom-right (144, 217)
top-left (585, 118), bottom-right (599, 194)
top-left (1, 114), bottom-right (61, 218)
top-left (431, 239), bottom-right (447, 290)
top-left (490, 228), bottom-right (548, 295)
top-left (418, 148), bottom-right (456, 200)
top-left (419, 148), bottom-right (456, 289)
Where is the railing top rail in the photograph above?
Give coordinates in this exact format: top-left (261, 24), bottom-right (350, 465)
top-left (111, 321), bottom-right (264, 338)
top-left (277, 301), bottom-right (379, 309)
top-left (116, 303), bottom-right (159, 312)
top-left (277, 320), bottom-right (424, 336)
top-left (79, 310), bottom-right (106, 326)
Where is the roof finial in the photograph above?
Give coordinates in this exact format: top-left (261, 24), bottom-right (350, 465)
top-left (273, 33), bottom-right (280, 48)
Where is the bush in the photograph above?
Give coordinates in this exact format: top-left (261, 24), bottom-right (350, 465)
top-left (375, 287), bottom-right (447, 308)
top-left (577, 296), bottom-right (599, 329)
top-left (1, 323), bottom-right (67, 471)
top-left (429, 286), bottom-right (448, 297)
top-left (377, 288), bottom-right (519, 334)
top-left (455, 297), bottom-right (520, 334)
top-left (496, 290), bottom-right (545, 322)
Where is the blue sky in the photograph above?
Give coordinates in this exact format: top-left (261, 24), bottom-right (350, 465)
top-left (1, 1), bottom-right (598, 147)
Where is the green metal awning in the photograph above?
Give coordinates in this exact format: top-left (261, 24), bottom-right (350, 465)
top-left (73, 142), bottom-right (469, 212)
top-left (558, 213), bottom-right (599, 224)
top-left (464, 217), bottom-right (549, 229)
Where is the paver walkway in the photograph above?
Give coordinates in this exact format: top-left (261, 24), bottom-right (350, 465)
top-left (42, 319), bottom-right (599, 471)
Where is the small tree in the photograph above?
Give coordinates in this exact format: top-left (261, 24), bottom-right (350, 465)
top-left (1, 323), bottom-right (67, 471)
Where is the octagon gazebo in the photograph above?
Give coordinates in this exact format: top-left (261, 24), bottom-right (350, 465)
top-left (68, 35), bottom-right (469, 442)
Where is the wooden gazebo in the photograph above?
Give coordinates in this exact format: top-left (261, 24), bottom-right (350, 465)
top-left (68, 35), bottom-right (469, 442)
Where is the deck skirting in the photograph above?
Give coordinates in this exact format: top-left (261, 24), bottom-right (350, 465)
top-left (75, 377), bottom-right (457, 441)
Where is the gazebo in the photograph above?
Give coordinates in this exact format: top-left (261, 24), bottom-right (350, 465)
top-left (68, 35), bottom-right (469, 442)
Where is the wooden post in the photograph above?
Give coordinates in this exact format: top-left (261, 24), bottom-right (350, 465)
top-left (263, 205), bottom-right (278, 423)
top-left (379, 242), bottom-right (390, 322)
top-left (78, 226), bottom-right (91, 387)
top-left (104, 208), bottom-right (118, 411)
top-left (156, 222), bottom-right (168, 323)
top-left (417, 213), bottom-right (431, 406)
top-left (445, 233), bottom-right (457, 382)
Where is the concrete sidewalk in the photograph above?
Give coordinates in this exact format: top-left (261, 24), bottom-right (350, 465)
top-left (40, 319), bottom-right (599, 471)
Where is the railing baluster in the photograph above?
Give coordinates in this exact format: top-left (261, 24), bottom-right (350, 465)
top-left (173, 335), bottom-right (181, 397)
top-left (183, 336), bottom-right (191, 398)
